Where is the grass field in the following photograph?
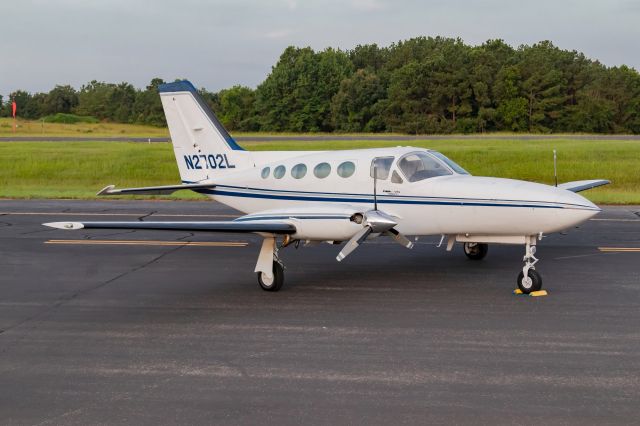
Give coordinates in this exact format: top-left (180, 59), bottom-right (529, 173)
top-left (0, 138), bottom-right (637, 203)
top-left (0, 118), bottom-right (170, 138)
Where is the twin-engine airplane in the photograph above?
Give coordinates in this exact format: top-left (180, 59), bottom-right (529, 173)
top-left (45, 80), bottom-right (609, 294)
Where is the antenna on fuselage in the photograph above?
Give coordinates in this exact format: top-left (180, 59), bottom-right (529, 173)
top-left (553, 149), bottom-right (558, 187)
top-left (373, 165), bottom-right (378, 211)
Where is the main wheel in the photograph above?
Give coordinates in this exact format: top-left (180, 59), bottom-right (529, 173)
top-left (463, 242), bottom-right (488, 260)
top-left (517, 269), bottom-right (542, 294)
top-left (257, 261), bottom-right (284, 292)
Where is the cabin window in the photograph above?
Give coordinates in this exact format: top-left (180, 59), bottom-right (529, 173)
top-left (273, 165), bottom-right (286, 179)
top-left (370, 157), bottom-right (394, 180)
top-left (391, 170), bottom-right (404, 184)
top-left (261, 167), bottom-right (270, 179)
top-left (291, 163), bottom-right (307, 179)
top-left (398, 152), bottom-right (452, 182)
top-left (337, 161), bottom-right (355, 178)
top-left (314, 162), bottom-right (331, 179)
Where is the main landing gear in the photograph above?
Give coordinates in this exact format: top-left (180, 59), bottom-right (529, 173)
top-left (257, 260), bottom-right (284, 291)
top-left (255, 237), bottom-right (285, 292)
top-left (463, 242), bottom-right (488, 260)
top-left (518, 238), bottom-right (543, 294)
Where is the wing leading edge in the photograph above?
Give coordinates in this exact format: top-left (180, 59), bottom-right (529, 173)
top-left (43, 221), bottom-right (296, 234)
top-left (97, 183), bottom-right (215, 196)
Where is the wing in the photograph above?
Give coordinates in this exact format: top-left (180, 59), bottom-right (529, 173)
top-left (44, 220), bottom-right (295, 234)
top-left (557, 179), bottom-right (610, 193)
top-left (97, 183), bottom-right (215, 196)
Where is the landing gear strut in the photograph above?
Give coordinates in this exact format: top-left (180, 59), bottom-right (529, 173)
top-left (518, 238), bottom-right (542, 294)
top-left (463, 242), bottom-right (488, 260)
top-left (255, 237), bottom-right (285, 291)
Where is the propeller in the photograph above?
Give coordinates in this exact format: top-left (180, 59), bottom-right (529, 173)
top-left (336, 164), bottom-right (413, 262)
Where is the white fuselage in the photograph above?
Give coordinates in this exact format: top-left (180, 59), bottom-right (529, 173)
top-left (194, 147), bottom-right (600, 241)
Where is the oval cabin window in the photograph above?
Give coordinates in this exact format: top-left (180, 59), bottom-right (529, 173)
top-left (337, 161), bottom-right (356, 178)
top-left (291, 164), bottom-right (307, 179)
top-left (313, 162), bottom-right (331, 179)
top-left (273, 165), bottom-right (286, 179)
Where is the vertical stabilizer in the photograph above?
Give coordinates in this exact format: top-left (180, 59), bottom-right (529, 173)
top-left (158, 80), bottom-right (252, 183)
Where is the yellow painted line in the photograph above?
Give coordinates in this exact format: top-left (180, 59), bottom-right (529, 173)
top-left (598, 247), bottom-right (640, 252)
top-left (45, 239), bottom-right (247, 247)
top-left (2, 212), bottom-right (238, 218)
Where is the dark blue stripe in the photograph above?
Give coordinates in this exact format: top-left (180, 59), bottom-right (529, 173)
top-left (183, 180), bottom-right (594, 210)
top-left (199, 188), bottom-right (568, 209)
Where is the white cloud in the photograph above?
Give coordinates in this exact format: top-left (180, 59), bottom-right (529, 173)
top-left (265, 29), bottom-right (295, 39)
top-left (351, 0), bottom-right (386, 11)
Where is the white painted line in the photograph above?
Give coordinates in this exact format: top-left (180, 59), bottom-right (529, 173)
top-left (589, 218), bottom-right (640, 222)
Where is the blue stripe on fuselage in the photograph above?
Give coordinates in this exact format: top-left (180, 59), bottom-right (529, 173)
top-left (196, 188), bottom-right (575, 209)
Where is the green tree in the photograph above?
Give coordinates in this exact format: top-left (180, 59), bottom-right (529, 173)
top-left (217, 85), bottom-right (257, 131)
top-left (331, 69), bottom-right (386, 132)
top-left (44, 85), bottom-right (78, 115)
top-left (255, 46), bottom-right (352, 131)
top-left (132, 78), bottom-right (166, 126)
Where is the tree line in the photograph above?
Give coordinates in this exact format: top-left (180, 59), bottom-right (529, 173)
top-left (2, 37), bottom-right (640, 133)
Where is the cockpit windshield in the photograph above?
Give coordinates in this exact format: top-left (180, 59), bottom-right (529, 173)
top-left (398, 152), bottom-right (452, 182)
top-left (429, 151), bottom-right (470, 175)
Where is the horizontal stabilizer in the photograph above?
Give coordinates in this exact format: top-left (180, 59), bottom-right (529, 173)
top-left (97, 183), bottom-right (215, 196)
top-left (44, 221), bottom-right (296, 234)
top-left (557, 179), bottom-right (610, 193)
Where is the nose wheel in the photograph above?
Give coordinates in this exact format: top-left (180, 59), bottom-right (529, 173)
top-left (518, 238), bottom-right (542, 294)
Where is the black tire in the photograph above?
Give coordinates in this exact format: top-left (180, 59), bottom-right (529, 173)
top-left (517, 269), bottom-right (543, 294)
top-left (463, 242), bottom-right (488, 260)
top-left (257, 261), bottom-right (284, 292)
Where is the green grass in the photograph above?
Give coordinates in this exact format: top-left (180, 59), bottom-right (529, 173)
top-left (0, 139), bottom-right (637, 203)
top-left (0, 118), bottom-right (169, 137)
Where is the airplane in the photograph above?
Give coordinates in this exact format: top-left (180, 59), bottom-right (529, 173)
top-left (44, 80), bottom-right (610, 294)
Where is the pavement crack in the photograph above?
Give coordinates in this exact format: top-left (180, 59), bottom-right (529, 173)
top-left (0, 244), bottom-right (185, 346)
top-left (88, 230), bottom-right (137, 239)
top-left (138, 211), bottom-right (156, 221)
top-left (177, 232), bottom-right (195, 241)
top-left (0, 213), bottom-right (11, 227)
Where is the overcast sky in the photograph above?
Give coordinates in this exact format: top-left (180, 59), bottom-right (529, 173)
top-left (1, 0), bottom-right (639, 96)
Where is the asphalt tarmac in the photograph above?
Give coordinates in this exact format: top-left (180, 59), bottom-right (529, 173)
top-left (1, 199), bottom-right (639, 425)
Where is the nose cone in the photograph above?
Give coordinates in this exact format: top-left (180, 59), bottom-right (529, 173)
top-left (554, 187), bottom-right (599, 211)
top-left (551, 186), bottom-right (601, 229)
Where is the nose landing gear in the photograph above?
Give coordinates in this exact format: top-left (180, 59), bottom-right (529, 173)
top-left (518, 238), bottom-right (542, 294)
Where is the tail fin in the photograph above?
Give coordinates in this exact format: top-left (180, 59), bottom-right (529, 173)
top-left (158, 80), bottom-right (252, 183)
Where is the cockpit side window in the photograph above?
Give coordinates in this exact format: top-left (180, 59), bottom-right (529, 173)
top-left (370, 157), bottom-right (394, 180)
top-left (398, 152), bottom-right (452, 182)
top-left (429, 151), bottom-right (470, 175)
